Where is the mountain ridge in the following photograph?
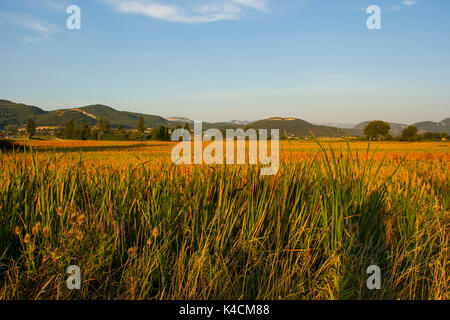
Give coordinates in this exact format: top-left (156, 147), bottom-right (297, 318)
top-left (1, 100), bottom-right (449, 137)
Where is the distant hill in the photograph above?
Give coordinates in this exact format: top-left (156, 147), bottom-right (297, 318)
top-left (2, 99), bottom-right (448, 137)
top-left (166, 117), bottom-right (191, 124)
top-left (35, 109), bottom-right (97, 127)
top-left (167, 118), bottom-right (240, 131)
top-left (166, 117), bottom-right (354, 137)
top-left (248, 117), bottom-right (358, 137)
top-left (412, 118), bottom-right (450, 133)
top-left (77, 104), bottom-right (169, 129)
top-left (354, 121), bottom-right (408, 137)
top-left (354, 119), bottom-right (450, 136)
top-left (0, 100), bottom-right (169, 130)
top-left (314, 122), bottom-right (356, 129)
top-left (230, 120), bottom-right (252, 125)
top-left (0, 100), bottom-right (46, 128)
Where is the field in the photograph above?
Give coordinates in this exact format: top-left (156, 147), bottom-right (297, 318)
top-left (0, 139), bottom-right (448, 300)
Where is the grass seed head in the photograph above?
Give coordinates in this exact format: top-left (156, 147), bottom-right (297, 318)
top-left (31, 222), bottom-right (41, 235)
top-left (42, 226), bottom-right (50, 237)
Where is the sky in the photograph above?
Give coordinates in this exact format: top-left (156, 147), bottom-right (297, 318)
top-left (0, 0), bottom-right (449, 124)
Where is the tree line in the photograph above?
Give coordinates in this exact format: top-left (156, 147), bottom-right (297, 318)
top-left (363, 120), bottom-right (448, 141)
top-left (24, 116), bottom-right (171, 141)
top-left (12, 118), bottom-right (450, 142)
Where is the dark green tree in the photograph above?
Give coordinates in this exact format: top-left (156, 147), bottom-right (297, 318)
top-left (80, 123), bottom-right (90, 140)
top-left (104, 119), bottom-right (111, 132)
top-left (138, 115), bottom-right (145, 133)
top-left (150, 125), bottom-right (170, 141)
top-left (65, 119), bottom-right (76, 139)
top-left (26, 119), bottom-right (36, 139)
top-left (363, 121), bottom-right (391, 140)
top-left (401, 126), bottom-right (418, 141)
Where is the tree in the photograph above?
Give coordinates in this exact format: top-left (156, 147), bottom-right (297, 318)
top-left (150, 125), bottom-right (170, 141)
top-left (65, 119), bottom-right (76, 139)
top-left (104, 119), bottom-right (111, 132)
top-left (97, 117), bottom-right (103, 130)
top-left (138, 116), bottom-right (145, 133)
top-left (422, 132), bottom-right (434, 140)
top-left (80, 123), bottom-right (90, 140)
top-left (363, 121), bottom-right (391, 140)
top-left (90, 127), bottom-right (99, 140)
top-left (184, 122), bottom-right (190, 132)
top-left (26, 119), bottom-right (36, 139)
top-left (401, 126), bottom-right (418, 141)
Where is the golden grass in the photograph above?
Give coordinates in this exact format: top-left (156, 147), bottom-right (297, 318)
top-left (0, 139), bottom-right (448, 300)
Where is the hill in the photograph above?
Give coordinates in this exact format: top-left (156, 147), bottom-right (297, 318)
top-left (412, 118), bottom-right (450, 133)
top-left (2, 99), bottom-right (448, 137)
top-left (0, 100), bottom-right (46, 129)
top-left (36, 109), bottom-right (98, 127)
top-left (0, 101), bottom-right (169, 130)
top-left (78, 105), bottom-right (169, 129)
top-left (248, 117), bottom-right (357, 137)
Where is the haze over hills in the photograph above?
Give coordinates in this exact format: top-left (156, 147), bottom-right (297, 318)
top-left (314, 122), bottom-right (356, 129)
top-left (1, 100), bottom-right (449, 137)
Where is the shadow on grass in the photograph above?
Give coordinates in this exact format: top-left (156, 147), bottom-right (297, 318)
top-left (337, 189), bottom-right (394, 299)
top-left (0, 140), bottom-right (24, 152)
top-left (26, 143), bottom-right (156, 153)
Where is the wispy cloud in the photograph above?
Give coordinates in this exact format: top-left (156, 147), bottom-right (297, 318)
top-left (39, 0), bottom-right (72, 11)
top-left (104, 0), bottom-right (269, 23)
top-left (402, 0), bottom-right (416, 6)
top-left (344, 0), bottom-right (417, 13)
top-left (0, 10), bottom-right (59, 42)
top-left (386, 5), bottom-right (401, 12)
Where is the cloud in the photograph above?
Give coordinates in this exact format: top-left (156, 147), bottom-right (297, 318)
top-left (386, 5), bottom-right (401, 12)
top-left (39, 0), bottom-right (72, 11)
top-left (402, 0), bottom-right (416, 6)
top-left (345, 0), bottom-right (417, 13)
top-left (0, 11), bottom-right (59, 41)
top-left (104, 0), bottom-right (268, 23)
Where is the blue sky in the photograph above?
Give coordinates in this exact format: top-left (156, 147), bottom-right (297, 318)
top-left (0, 0), bottom-right (449, 124)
